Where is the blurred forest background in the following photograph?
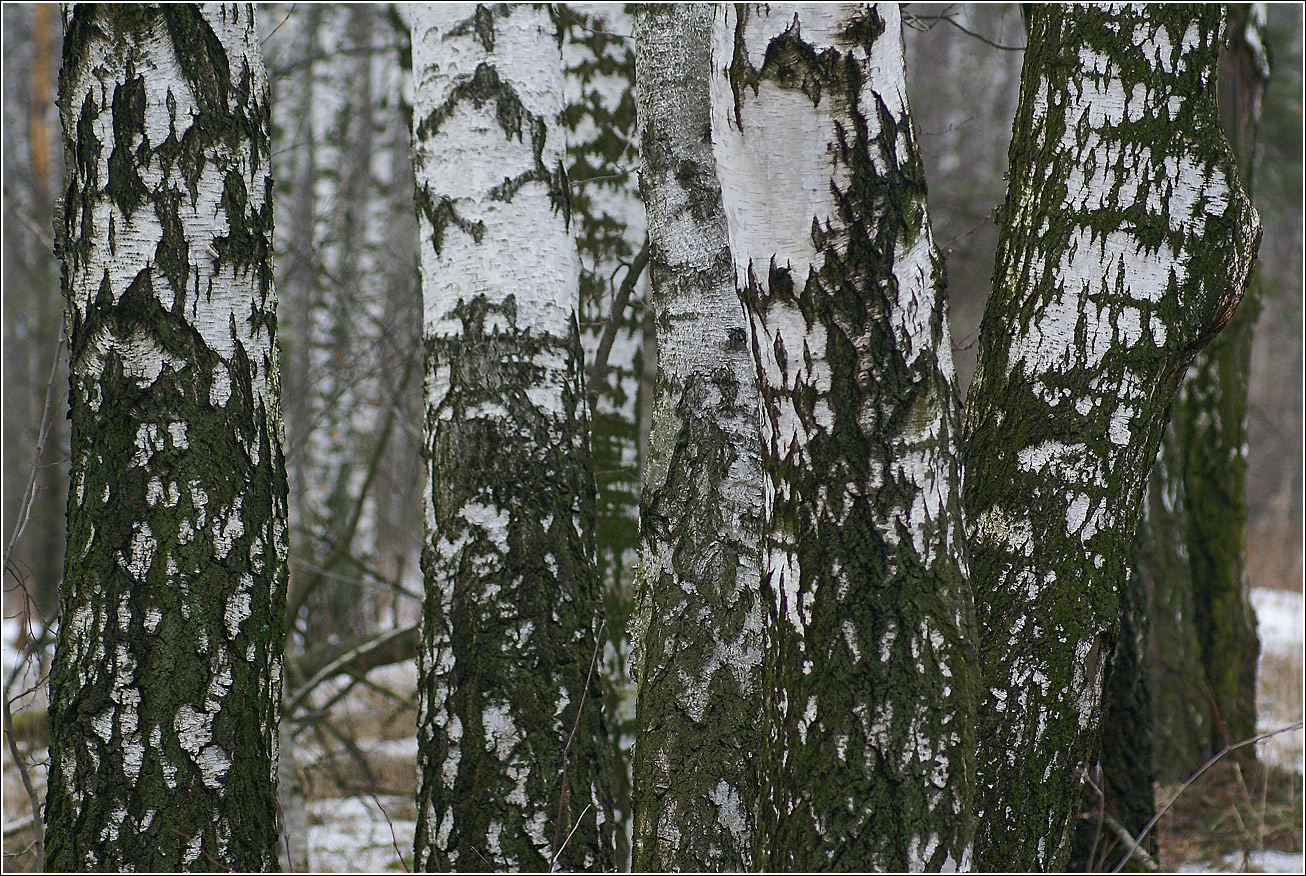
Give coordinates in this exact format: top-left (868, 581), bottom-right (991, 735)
top-left (2, 3), bottom-right (1301, 871)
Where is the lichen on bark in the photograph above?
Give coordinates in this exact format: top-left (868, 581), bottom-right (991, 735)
top-left (710, 4), bottom-right (976, 870)
top-left (963, 5), bottom-right (1260, 869)
top-left (631, 6), bottom-right (764, 870)
top-left (410, 5), bottom-right (616, 871)
top-left (46, 5), bottom-right (286, 871)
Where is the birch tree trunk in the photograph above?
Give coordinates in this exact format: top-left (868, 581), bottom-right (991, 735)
top-left (631, 6), bottom-right (764, 870)
top-left (558, 7), bottom-right (646, 858)
top-left (411, 5), bottom-right (616, 870)
top-left (711, 5), bottom-right (976, 869)
top-left (963, 6), bottom-right (1261, 869)
top-left (46, 5), bottom-right (287, 871)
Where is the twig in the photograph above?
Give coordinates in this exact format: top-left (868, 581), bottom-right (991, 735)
top-left (908, 11), bottom-right (1026, 51)
top-left (1080, 765), bottom-right (1108, 870)
top-left (1097, 812), bottom-right (1160, 872)
top-left (472, 845), bottom-right (496, 870)
top-left (4, 331), bottom-right (66, 587)
top-left (0, 330), bottom-right (64, 866)
top-left (2, 815), bottom-right (36, 839)
top-left (552, 803), bottom-right (593, 872)
top-left (368, 793), bottom-right (410, 873)
top-left (1, 697), bottom-right (43, 859)
top-left (261, 2), bottom-right (294, 45)
top-left (548, 619), bottom-right (606, 871)
top-left (285, 625), bottom-right (418, 715)
top-left (1110, 722), bottom-right (1305, 874)
top-left (587, 240), bottom-right (649, 402)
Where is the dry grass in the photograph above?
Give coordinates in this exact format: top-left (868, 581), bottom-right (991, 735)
top-left (1156, 759), bottom-right (1304, 870)
top-left (1247, 512), bottom-right (1304, 595)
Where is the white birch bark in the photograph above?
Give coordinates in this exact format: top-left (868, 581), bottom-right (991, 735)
top-left (710, 4), bottom-right (975, 869)
top-left (411, 4), bottom-right (615, 870)
top-left (47, 5), bottom-right (287, 870)
top-left (630, 6), bottom-right (765, 870)
top-left (962, 6), bottom-right (1260, 869)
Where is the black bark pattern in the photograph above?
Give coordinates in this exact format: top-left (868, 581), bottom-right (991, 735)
top-left (411, 7), bottom-right (616, 871)
top-left (631, 6), bottom-right (764, 870)
top-left (963, 5), bottom-right (1259, 869)
top-left (47, 5), bottom-right (285, 872)
top-left (414, 296), bottom-right (615, 871)
top-left (722, 6), bottom-right (976, 870)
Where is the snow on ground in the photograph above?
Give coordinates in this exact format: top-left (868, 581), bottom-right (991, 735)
top-left (308, 794), bottom-right (414, 872)
top-left (1250, 587), bottom-right (1305, 774)
top-left (1178, 849), bottom-right (1305, 873)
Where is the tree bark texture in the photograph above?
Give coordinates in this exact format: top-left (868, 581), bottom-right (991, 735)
top-left (1068, 540), bottom-right (1157, 872)
top-left (46, 5), bottom-right (287, 871)
top-left (558, 6), bottom-right (645, 859)
top-left (711, 5), bottom-right (976, 869)
top-left (963, 6), bottom-right (1260, 870)
top-left (410, 5), bottom-right (616, 870)
top-left (1178, 1), bottom-right (1269, 756)
top-left (1140, 421), bottom-right (1212, 782)
top-left (631, 6), bottom-right (764, 870)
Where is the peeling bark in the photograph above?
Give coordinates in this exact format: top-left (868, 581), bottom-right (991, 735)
top-left (963, 6), bottom-right (1260, 869)
top-left (410, 4), bottom-right (616, 871)
top-left (46, 5), bottom-right (286, 871)
top-left (631, 6), bottom-right (764, 870)
top-left (711, 5), bottom-right (976, 869)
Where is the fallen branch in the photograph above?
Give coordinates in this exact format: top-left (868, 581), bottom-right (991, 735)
top-left (285, 625), bottom-right (418, 715)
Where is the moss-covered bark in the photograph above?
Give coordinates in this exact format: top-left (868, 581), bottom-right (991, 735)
top-left (46, 5), bottom-right (286, 871)
top-left (1140, 421), bottom-right (1213, 782)
top-left (630, 6), bottom-right (764, 870)
top-left (1178, 1), bottom-right (1269, 757)
top-left (963, 5), bottom-right (1260, 869)
top-left (1068, 544), bottom-right (1157, 872)
top-left (410, 5), bottom-right (616, 871)
top-left (711, 5), bottom-right (976, 869)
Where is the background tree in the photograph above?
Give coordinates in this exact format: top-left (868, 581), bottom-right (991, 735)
top-left (963, 5), bottom-right (1260, 869)
top-left (630, 5), bottom-right (765, 870)
top-left (3, 1), bottom-right (68, 629)
top-left (1177, 0), bottom-right (1271, 759)
top-left (710, 4), bottom-right (977, 869)
top-left (410, 4), bottom-right (615, 870)
top-left (44, 5), bottom-right (287, 870)
top-left (557, 6), bottom-right (647, 858)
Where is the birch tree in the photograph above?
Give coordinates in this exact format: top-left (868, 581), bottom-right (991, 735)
top-left (631, 6), bottom-right (765, 870)
top-left (559, 6), bottom-right (647, 856)
top-left (46, 5), bottom-right (287, 870)
top-left (1175, 0), bottom-right (1270, 757)
top-left (962, 5), bottom-right (1260, 869)
top-left (410, 4), bottom-right (615, 870)
top-left (710, 5), bottom-right (977, 869)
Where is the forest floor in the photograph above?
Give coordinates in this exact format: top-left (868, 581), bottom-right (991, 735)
top-left (3, 587), bottom-right (1303, 872)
